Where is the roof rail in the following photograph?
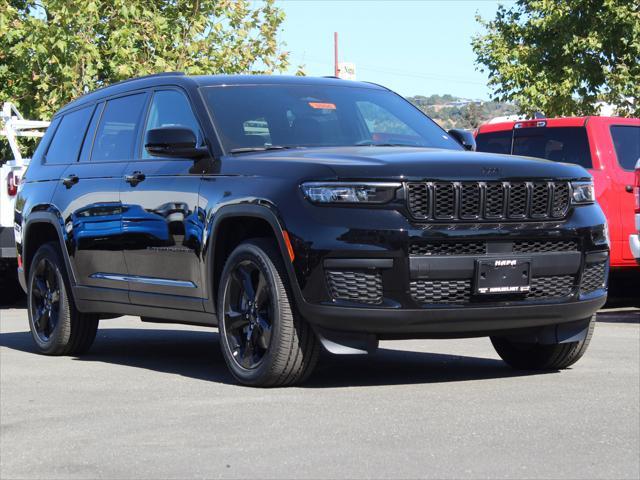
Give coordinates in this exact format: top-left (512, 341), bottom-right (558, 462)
top-left (105, 71), bottom-right (186, 89)
top-left (60, 72), bottom-right (187, 110)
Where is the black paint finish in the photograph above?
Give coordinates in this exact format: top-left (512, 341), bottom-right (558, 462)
top-left (15, 74), bottom-right (608, 338)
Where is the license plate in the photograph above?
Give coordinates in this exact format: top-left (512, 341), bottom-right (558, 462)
top-left (475, 258), bottom-right (531, 295)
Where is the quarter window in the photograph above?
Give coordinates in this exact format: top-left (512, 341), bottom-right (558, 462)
top-left (45, 106), bottom-right (93, 164)
top-left (142, 90), bottom-right (201, 159)
top-left (91, 93), bottom-right (147, 162)
top-left (610, 125), bottom-right (640, 171)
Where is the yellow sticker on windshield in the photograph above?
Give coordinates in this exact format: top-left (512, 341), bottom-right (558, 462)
top-left (308, 102), bottom-right (336, 110)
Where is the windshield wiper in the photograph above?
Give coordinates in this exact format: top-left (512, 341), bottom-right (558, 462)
top-left (229, 145), bottom-right (303, 154)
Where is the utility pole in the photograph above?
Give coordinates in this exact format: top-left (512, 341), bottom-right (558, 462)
top-left (334, 32), bottom-right (339, 77)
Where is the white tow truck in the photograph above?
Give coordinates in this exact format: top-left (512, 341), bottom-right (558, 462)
top-left (0, 102), bottom-right (50, 302)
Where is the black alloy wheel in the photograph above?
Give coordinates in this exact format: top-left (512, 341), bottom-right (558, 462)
top-left (218, 239), bottom-right (320, 387)
top-left (223, 260), bottom-right (273, 369)
top-left (30, 257), bottom-right (61, 343)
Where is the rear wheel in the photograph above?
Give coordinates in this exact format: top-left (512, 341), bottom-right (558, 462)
top-left (218, 239), bottom-right (319, 387)
top-left (491, 315), bottom-right (596, 370)
top-left (27, 242), bottom-right (98, 355)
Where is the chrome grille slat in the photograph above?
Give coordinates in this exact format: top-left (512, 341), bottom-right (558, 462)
top-left (406, 181), bottom-right (570, 222)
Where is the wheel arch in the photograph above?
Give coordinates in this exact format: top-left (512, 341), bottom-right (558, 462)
top-left (23, 211), bottom-right (75, 286)
top-left (204, 204), bottom-right (301, 314)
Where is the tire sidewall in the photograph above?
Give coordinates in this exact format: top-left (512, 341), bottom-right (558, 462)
top-left (27, 244), bottom-right (71, 354)
top-left (217, 242), bottom-right (287, 385)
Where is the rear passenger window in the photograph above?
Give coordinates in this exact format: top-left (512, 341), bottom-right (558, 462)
top-left (610, 125), bottom-right (640, 171)
top-left (45, 106), bottom-right (93, 164)
top-left (92, 93), bottom-right (147, 162)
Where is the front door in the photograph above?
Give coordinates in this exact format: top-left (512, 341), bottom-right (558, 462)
top-left (120, 89), bottom-right (205, 309)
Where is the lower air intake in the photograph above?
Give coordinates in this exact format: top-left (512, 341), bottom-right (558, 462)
top-left (326, 270), bottom-right (383, 305)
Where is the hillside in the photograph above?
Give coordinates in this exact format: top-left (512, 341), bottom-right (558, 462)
top-left (406, 94), bottom-right (519, 130)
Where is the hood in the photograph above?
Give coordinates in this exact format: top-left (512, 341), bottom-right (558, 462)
top-left (231, 146), bottom-right (590, 181)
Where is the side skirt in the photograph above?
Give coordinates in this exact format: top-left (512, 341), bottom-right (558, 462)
top-left (73, 286), bottom-right (217, 326)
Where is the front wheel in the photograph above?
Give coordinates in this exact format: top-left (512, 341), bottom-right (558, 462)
top-left (218, 239), bottom-right (319, 387)
top-left (491, 315), bottom-right (596, 370)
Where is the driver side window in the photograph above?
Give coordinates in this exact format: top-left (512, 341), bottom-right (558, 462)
top-left (142, 90), bottom-right (201, 159)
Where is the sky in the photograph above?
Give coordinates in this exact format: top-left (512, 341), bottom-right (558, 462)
top-left (272, 0), bottom-right (515, 100)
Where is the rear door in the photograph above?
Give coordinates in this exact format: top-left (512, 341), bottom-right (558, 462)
top-left (120, 88), bottom-right (205, 310)
top-left (52, 92), bottom-right (149, 296)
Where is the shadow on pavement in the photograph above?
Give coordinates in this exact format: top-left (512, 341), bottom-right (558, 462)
top-left (0, 292), bottom-right (26, 309)
top-left (0, 326), bottom-right (547, 387)
top-left (597, 310), bottom-right (640, 324)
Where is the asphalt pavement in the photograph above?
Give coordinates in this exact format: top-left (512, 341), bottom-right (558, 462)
top-left (1, 306), bottom-right (638, 479)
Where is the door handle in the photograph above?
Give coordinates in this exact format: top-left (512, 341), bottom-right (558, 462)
top-left (625, 185), bottom-right (633, 193)
top-left (125, 171), bottom-right (146, 186)
top-left (62, 174), bottom-right (79, 188)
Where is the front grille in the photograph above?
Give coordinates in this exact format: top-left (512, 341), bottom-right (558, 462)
top-left (581, 262), bottom-right (607, 294)
top-left (434, 183), bottom-right (455, 218)
top-left (410, 275), bottom-right (576, 305)
top-left (513, 240), bottom-right (578, 253)
top-left (406, 181), bottom-right (571, 221)
top-left (529, 275), bottom-right (575, 299)
top-left (410, 280), bottom-right (471, 304)
top-left (410, 239), bottom-right (577, 256)
top-left (326, 270), bottom-right (383, 305)
top-left (409, 242), bottom-right (487, 256)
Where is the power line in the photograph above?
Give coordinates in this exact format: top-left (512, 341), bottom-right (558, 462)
top-left (291, 56), bottom-right (487, 86)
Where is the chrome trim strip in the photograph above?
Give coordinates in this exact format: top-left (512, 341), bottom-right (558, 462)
top-left (90, 273), bottom-right (196, 288)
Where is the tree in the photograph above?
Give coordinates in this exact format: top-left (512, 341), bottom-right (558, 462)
top-left (472, 0), bottom-right (640, 117)
top-left (0, 0), bottom-right (290, 123)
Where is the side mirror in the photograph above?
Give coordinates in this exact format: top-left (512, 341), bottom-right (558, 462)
top-left (448, 129), bottom-right (476, 151)
top-left (145, 127), bottom-right (208, 159)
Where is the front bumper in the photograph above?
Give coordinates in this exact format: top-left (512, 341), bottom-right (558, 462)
top-left (298, 296), bottom-right (605, 337)
top-left (285, 202), bottom-right (608, 337)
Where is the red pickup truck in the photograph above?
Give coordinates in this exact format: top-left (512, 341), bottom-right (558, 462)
top-left (476, 116), bottom-right (640, 272)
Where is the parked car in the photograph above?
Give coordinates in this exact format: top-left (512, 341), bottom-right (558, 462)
top-left (475, 116), bottom-right (640, 273)
top-left (0, 102), bottom-right (49, 304)
top-left (15, 74), bottom-right (609, 386)
top-left (631, 159), bottom-right (640, 265)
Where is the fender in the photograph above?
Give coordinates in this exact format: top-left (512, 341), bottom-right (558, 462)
top-left (203, 202), bottom-right (303, 314)
top-left (21, 210), bottom-right (78, 291)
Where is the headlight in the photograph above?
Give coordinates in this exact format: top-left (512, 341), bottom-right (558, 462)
top-left (301, 182), bottom-right (400, 204)
top-left (571, 181), bottom-right (595, 204)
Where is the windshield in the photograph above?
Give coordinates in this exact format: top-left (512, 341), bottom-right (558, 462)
top-left (202, 84), bottom-right (462, 153)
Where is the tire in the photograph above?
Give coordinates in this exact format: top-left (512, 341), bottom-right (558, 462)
top-left (27, 242), bottom-right (99, 355)
top-left (217, 238), bottom-right (320, 387)
top-left (491, 315), bottom-right (596, 370)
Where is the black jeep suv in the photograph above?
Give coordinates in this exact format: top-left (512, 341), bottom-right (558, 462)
top-left (15, 74), bottom-right (609, 386)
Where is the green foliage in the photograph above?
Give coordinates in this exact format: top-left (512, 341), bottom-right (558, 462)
top-left (0, 0), bottom-right (290, 123)
top-left (472, 0), bottom-right (640, 117)
top-left (406, 95), bottom-right (519, 130)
